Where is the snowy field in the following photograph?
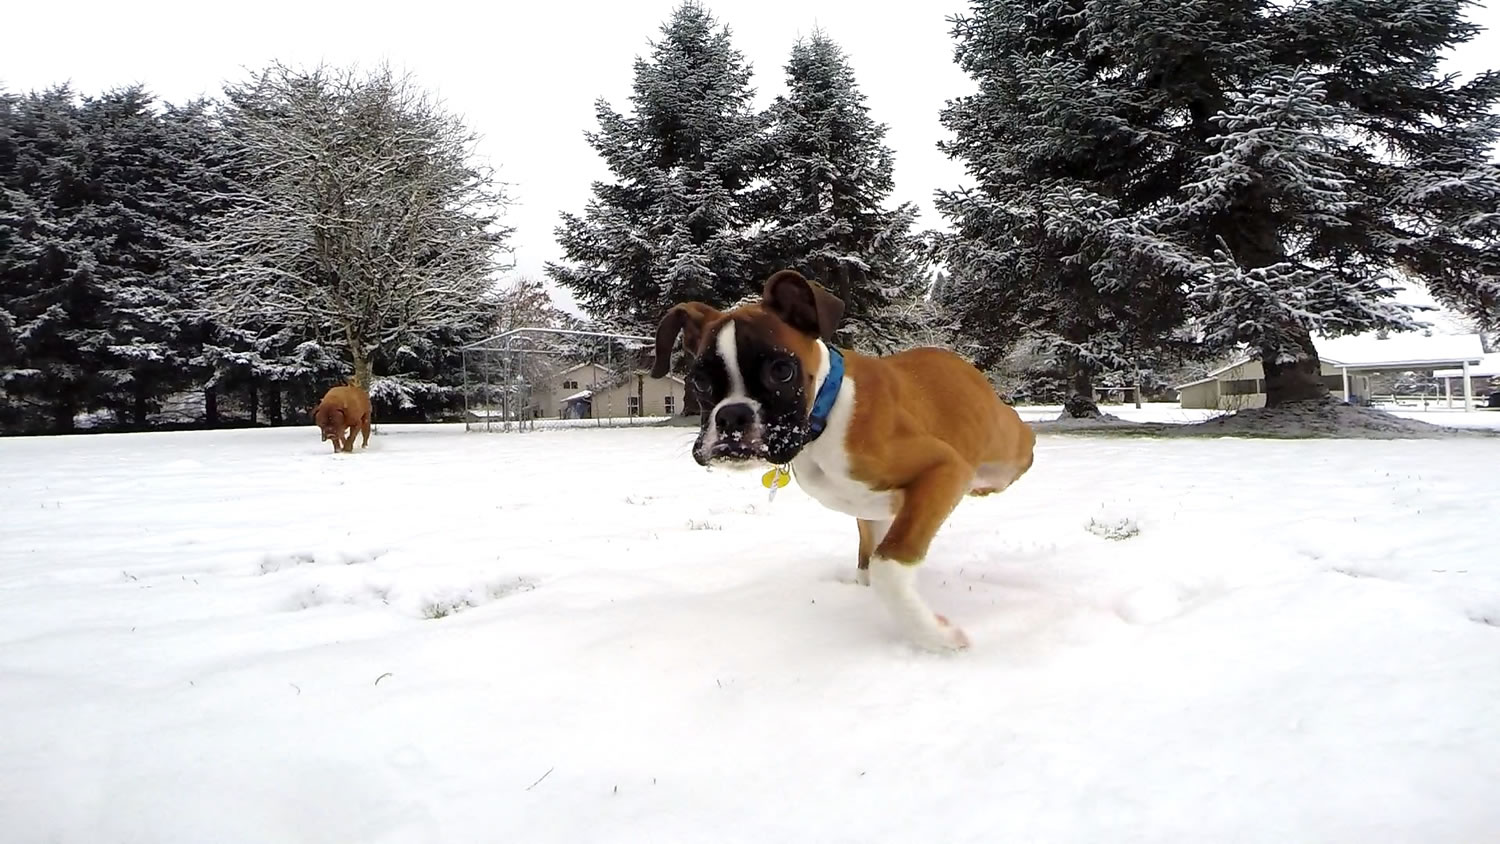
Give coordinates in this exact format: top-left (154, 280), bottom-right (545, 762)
top-left (1014, 400), bottom-right (1500, 430)
top-left (3, 423), bottom-right (1499, 843)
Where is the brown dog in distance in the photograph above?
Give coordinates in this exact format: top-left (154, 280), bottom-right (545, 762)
top-left (313, 383), bottom-right (372, 454)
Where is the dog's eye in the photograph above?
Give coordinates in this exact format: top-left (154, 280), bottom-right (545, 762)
top-left (766, 358), bottom-right (797, 385)
top-left (689, 371), bottom-right (713, 395)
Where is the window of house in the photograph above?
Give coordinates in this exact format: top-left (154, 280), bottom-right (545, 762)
top-left (628, 395), bottom-right (641, 416)
top-left (1222, 378), bottom-right (1263, 396)
top-left (563, 380), bottom-right (577, 390)
top-left (664, 395), bottom-right (675, 415)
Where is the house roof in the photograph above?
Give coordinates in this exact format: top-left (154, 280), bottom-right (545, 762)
top-left (586, 371), bottom-right (687, 388)
top-left (1317, 331), bottom-right (1485, 370)
top-left (559, 390), bottom-right (593, 403)
top-left (1434, 352), bottom-right (1500, 378)
top-left (1172, 331), bottom-right (1487, 388)
top-left (1174, 375), bottom-right (1218, 390)
top-left (551, 362), bottom-right (615, 380)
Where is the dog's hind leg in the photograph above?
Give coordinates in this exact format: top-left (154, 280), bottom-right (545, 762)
top-left (360, 415), bottom-right (371, 448)
top-left (969, 454), bottom-right (1032, 497)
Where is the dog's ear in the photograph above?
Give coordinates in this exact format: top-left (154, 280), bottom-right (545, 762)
top-left (651, 301), bottom-right (723, 377)
top-left (762, 270), bottom-right (844, 342)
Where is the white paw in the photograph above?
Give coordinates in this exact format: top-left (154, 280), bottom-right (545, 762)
top-left (915, 613), bottom-right (970, 651)
top-left (855, 568), bottom-right (870, 587)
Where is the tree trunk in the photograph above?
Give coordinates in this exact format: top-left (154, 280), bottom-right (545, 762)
top-left (835, 263), bottom-right (853, 347)
top-left (205, 387), bottom-right (219, 427)
top-left (268, 387), bottom-right (283, 426)
top-left (636, 374), bottom-right (645, 417)
top-left (1063, 361), bottom-right (1101, 418)
top-left (1260, 326), bottom-right (1329, 407)
top-left (247, 382), bottom-right (258, 425)
top-left (132, 379), bottom-right (149, 429)
top-left (52, 398), bottom-right (75, 434)
top-left (346, 325), bottom-right (373, 391)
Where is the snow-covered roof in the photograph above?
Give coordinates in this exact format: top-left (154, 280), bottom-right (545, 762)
top-left (1434, 353), bottom-right (1500, 378)
top-left (1317, 332), bottom-right (1485, 369)
top-left (1174, 375), bottom-right (1218, 390)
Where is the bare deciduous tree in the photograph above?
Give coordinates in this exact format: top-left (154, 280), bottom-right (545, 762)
top-left (195, 61), bottom-right (513, 389)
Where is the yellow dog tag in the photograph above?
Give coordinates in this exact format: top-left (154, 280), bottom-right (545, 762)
top-left (761, 467), bottom-right (791, 489)
top-left (762, 465), bottom-right (791, 502)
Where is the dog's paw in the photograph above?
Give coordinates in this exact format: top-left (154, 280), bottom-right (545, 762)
top-left (911, 614), bottom-right (969, 651)
top-left (826, 567), bottom-right (871, 586)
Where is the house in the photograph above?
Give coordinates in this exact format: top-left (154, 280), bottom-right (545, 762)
top-left (1176, 331), bottom-right (1487, 411)
top-left (532, 362), bottom-right (696, 419)
top-left (589, 371), bottom-right (691, 419)
top-left (525, 362), bottom-right (617, 419)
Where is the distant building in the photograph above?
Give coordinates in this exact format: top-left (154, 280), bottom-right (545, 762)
top-left (1176, 332), bottom-right (1487, 411)
top-left (1433, 353), bottom-right (1500, 406)
top-left (528, 362), bottom-right (695, 419)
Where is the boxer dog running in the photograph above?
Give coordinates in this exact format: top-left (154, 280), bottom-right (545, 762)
top-left (651, 269), bottom-right (1035, 650)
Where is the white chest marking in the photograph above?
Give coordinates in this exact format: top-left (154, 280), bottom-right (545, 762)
top-left (716, 322), bottom-right (747, 398)
top-left (789, 346), bottom-right (899, 520)
top-left (699, 321), bottom-right (764, 456)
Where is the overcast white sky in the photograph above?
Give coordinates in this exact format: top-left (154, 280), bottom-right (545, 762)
top-left (5, 0), bottom-right (1497, 314)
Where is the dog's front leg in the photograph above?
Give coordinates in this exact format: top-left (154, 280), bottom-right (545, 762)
top-left (868, 448), bottom-right (972, 651)
top-left (340, 426), bottom-right (356, 453)
top-left (855, 518), bottom-right (891, 587)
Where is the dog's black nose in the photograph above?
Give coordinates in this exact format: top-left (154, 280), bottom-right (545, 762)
top-left (715, 403), bottom-right (755, 434)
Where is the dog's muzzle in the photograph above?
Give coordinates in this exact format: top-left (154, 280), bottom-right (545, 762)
top-left (695, 401), bottom-right (768, 467)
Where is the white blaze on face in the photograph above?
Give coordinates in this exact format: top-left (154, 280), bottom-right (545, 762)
top-left (697, 320), bottom-right (765, 463)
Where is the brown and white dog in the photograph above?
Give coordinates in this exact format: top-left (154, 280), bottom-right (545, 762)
top-left (651, 269), bottom-right (1036, 651)
top-left (313, 382), bottom-right (372, 454)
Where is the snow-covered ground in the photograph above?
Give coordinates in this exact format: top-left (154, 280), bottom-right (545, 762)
top-left (2, 424), bottom-right (1498, 843)
top-left (1016, 401), bottom-right (1500, 430)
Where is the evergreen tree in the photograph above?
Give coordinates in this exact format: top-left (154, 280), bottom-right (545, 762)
top-left (938, 0), bottom-right (1500, 410)
top-left (0, 86), bottom-right (121, 432)
top-left (547, 1), bottom-right (766, 331)
top-left (756, 30), bottom-right (928, 352)
top-left (933, 0), bottom-right (1190, 415)
top-left (77, 87), bottom-right (216, 427)
top-left (1, 86), bottom-right (227, 432)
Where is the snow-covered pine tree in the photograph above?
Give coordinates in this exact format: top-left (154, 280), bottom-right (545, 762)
top-left (1105, 0), bottom-right (1500, 405)
top-left (941, 0), bottom-right (1500, 410)
top-left (1, 85), bottom-right (237, 432)
top-left (933, 0), bottom-right (1189, 416)
top-left (1135, 70), bottom-right (1422, 400)
top-left (195, 62), bottom-right (513, 394)
top-left (1, 86), bottom-right (128, 432)
top-left (75, 87), bottom-right (216, 428)
top-left (547, 1), bottom-right (766, 332)
top-left (755, 30), bottom-right (929, 353)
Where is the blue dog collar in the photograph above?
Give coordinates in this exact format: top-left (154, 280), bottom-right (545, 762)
top-left (806, 344), bottom-right (844, 442)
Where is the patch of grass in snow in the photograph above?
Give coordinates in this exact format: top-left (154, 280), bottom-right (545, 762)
top-left (421, 577), bottom-right (538, 620)
top-left (1086, 516), bottom-right (1141, 541)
